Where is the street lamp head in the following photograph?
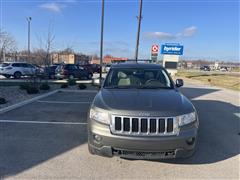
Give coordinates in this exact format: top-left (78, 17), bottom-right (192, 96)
top-left (26, 17), bottom-right (32, 21)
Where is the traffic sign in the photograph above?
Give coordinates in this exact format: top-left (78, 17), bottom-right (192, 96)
top-left (151, 45), bottom-right (159, 53)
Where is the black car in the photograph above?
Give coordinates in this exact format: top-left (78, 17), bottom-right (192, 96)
top-left (55, 64), bottom-right (93, 80)
top-left (44, 65), bottom-right (58, 79)
top-left (82, 64), bottom-right (100, 73)
top-left (200, 66), bottom-right (211, 71)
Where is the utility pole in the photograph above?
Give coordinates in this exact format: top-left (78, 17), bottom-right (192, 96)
top-left (134, 0), bottom-right (143, 62)
top-left (26, 17), bottom-right (32, 57)
top-left (99, 0), bottom-right (105, 81)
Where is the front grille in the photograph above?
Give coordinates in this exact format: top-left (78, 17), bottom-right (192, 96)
top-left (110, 115), bottom-right (179, 136)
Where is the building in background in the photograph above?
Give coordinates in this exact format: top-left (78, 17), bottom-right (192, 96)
top-left (186, 61), bottom-right (194, 69)
top-left (52, 53), bottom-right (90, 65)
top-left (91, 55), bottom-right (128, 64)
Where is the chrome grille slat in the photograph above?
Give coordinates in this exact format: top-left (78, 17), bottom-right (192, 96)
top-left (111, 115), bottom-right (178, 136)
top-left (121, 117), bottom-right (123, 132)
top-left (138, 118), bottom-right (141, 134)
top-left (164, 118), bottom-right (168, 134)
top-left (156, 118), bottom-right (159, 134)
top-left (129, 118), bottom-right (132, 134)
top-left (147, 118), bottom-right (150, 134)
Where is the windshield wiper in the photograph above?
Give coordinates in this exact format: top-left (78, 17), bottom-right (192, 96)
top-left (104, 85), bottom-right (171, 89)
top-left (104, 86), bottom-right (138, 89)
top-left (138, 86), bottom-right (170, 89)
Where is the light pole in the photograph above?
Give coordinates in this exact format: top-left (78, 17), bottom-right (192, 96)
top-left (99, 0), bottom-right (105, 81)
top-left (26, 17), bottom-right (32, 56)
top-left (134, 0), bottom-right (143, 62)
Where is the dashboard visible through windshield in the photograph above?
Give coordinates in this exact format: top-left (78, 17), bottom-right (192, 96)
top-left (104, 68), bottom-right (173, 89)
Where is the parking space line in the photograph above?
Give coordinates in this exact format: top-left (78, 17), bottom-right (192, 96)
top-left (0, 120), bottom-right (87, 125)
top-left (0, 90), bottom-right (59, 114)
top-left (59, 89), bottom-right (98, 93)
top-left (37, 100), bottom-right (92, 104)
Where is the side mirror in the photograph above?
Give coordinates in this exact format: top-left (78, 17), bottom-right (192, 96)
top-left (176, 79), bottom-right (184, 87)
top-left (92, 78), bottom-right (104, 87)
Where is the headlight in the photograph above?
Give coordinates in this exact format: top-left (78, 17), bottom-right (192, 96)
top-left (90, 108), bottom-right (110, 124)
top-left (178, 112), bottom-right (196, 126)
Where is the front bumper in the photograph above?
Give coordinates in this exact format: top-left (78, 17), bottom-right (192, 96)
top-left (0, 71), bottom-right (12, 76)
top-left (88, 119), bottom-right (198, 159)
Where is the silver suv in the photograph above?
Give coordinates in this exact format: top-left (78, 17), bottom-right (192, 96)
top-left (88, 63), bottom-right (199, 159)
top-left (0, 62), bottom-right (37, 79)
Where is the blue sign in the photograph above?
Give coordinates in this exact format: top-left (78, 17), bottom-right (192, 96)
top-left (161, 44), bottom-right (184, 55)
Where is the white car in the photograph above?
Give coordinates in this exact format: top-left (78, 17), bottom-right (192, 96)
top-left (0, 62), bottom-right (37, 79)
top-left (105, 64), bottom-right (111, 73)
top-left (220, 67), bottom-right (228, 72)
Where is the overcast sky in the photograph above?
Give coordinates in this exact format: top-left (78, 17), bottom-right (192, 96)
top-left (1, 0), bottom-right (239, 61)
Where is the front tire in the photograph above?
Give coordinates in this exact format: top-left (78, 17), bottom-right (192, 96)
top-left (14, 72), bottom-right (22, 79)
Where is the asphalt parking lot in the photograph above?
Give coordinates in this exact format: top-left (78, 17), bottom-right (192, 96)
top-left (0, 84), bottom-right (239, 179)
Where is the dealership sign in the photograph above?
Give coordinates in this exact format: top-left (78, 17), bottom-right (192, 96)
top-left (161, 44), bottom-right (184, 55)
top-left (151, 44), bottom-right (159, 62)
top-left (151, 44), bottom-right (159, 53)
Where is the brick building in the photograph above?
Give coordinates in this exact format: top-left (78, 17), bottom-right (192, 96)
top-left (91, 55), bottom-right (128, 64)
top-left (52, 53), bottom-right (90, 65)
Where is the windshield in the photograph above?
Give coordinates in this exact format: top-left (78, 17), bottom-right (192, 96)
top-left (104, 68), bottom-right (173, 89)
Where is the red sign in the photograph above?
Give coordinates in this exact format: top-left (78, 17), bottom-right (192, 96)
top-left (151, 45), bottom-right (159, 53)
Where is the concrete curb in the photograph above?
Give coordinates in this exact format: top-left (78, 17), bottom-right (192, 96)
top-left (0, 89), bottom-right (59, 114)
top-left (58, 89), bottom-right (98, 93)
top-left (0, 80), bottom-right (93, 87)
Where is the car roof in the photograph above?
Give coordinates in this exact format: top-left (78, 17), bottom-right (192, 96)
top-left (111, 62), bottom-right (163, 69)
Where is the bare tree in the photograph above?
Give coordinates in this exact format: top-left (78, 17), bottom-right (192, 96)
top-left (0, 28), bottom-right (17, 62)
top-left (61, 47), bottom-right (74, 54)
top-left (35, 23), bottom-right (55, 67)
top-left (45, 25), bottom-right (55, 67)
top-left (62, 41), bottom-right (76, 53)
top-left (30, 48), bottom-right (47, 65)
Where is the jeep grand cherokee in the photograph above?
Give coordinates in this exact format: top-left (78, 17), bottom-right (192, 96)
top-left (88, 63), bottom-right (199, 159)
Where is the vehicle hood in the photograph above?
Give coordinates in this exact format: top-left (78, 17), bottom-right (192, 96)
top-left (92, 88), bottom-right (195, 117)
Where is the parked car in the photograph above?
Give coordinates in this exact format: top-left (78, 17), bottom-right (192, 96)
top-left (44, 65), bottom-right (58, 79)
top-left (55, 64), bottom-right (93, 80)
top-left (0, 62), bottom-right (37, 79)
top-left (220, 66), bottom-right (228, 72)
top-left (105, 64), bottom-right (111, 72)
top-left (200, 65), bottom-right (211, 71)
top-left (82, 64), bottom-right (100, 73)
top-left (88, 63), bottom-right (199, 159)
top-left (32, 64), bottom-right (45, 77)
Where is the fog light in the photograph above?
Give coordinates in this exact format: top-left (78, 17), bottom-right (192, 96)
top-left (186, 137), bottom-right (195, 145)
top-left (93, 134), bottom-right (102, 142)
